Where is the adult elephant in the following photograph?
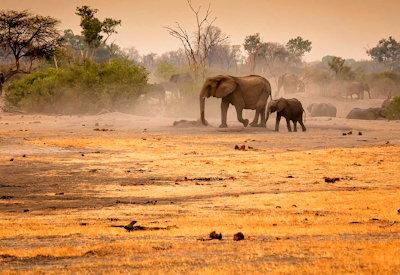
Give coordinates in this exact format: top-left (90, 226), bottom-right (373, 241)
top-left (307, 103), bottom-right (337, 117)
top-left (346, 107), bottom-right (385, 120)
top-left (199, 75), bottom-right (272, 128)
top-left (346, 81), bottom-right (371, 99)
top-left (277, 73), bottom-right (305, 97)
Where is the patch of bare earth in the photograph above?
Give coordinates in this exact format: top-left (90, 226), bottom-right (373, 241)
top-left (0, 113), bottom-right (399, 273)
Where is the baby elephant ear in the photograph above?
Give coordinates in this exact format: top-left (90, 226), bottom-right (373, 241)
top-left (214, 77), bottom-right (237, 98)
top-left (277, 99), bottom-right (287, 112)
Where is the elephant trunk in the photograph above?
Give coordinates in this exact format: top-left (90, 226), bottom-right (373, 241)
top-left (200, 95), bottom-right (207, 126)
top-left (265, 104), bottom-right (272, 122)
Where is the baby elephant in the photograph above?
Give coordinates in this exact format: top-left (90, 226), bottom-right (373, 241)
top-left (266, 98), bottom-right (306, 132)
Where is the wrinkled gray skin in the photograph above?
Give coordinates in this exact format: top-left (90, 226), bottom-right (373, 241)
top-left (0, 73), bottom-right (4, 96)
top-left (200, 75), bottom-right (272, 128)
top-left (307, 103), bottom-right (337, 117)
top-left (346, 81), bottom-right (371, 99)
top-left (277, 74), bottom-right (305, 98)
top-left (266, 98), bottom-right (306, 132)
top-left (346, 107), bottom-right (386, 120)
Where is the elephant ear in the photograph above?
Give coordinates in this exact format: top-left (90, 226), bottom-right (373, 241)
top-left (213, 76), bottom-right (237, 98)
top-left (277, 99), bottom-right (287, 112)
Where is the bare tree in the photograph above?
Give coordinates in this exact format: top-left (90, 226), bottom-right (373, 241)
top-left (0, 10), bottom-right (61, 78)
top-left (165, 0), bottom-right (228, 80)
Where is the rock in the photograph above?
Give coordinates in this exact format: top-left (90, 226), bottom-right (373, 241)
top-left (0, 196), bottom-right (13, 200)
top-left (287, 175), bottom-right (294, 178)
top-left (324, 177), bottom-right (340, 183)
top-left (23, 209), bottom-right (29, 213)
top-left (358, 132), bottom-right (363, 135)
top-left (209, 231), bottom-right (222, 240)
top-left (397, 209), bottom-right (400, 215)
top-left (9, 158), bottom-right (14, 161)
top-left (342, 133), bottom-right (347, 136)
top-left (233, 232), bottom-right (244, 241)
top-left (22, 154), bottom-right (26, 158)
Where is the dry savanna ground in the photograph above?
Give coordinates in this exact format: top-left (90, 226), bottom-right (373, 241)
top-left (0, 110), bottom-right (400, 273)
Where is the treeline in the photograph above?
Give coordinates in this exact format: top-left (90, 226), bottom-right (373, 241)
top-left (1, 3), bottom-right (400, 114)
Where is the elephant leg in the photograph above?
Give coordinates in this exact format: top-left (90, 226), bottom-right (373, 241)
top-left (293, 120), bottom-right (298, 132)
top-left (235, 106), bottom-right (249, 127)
top-left (286, 118), bottom-right (292, 132)
top-left (250, 109), bottom-right (260, 127)
top-left (275, 115), bottom-right (281, 132)
top-left (299, 117), bottom-right (306, 132)
top-left (219, 100), bottom-right (229, 128)
top-left (258, 107), bottom-right (266, 127)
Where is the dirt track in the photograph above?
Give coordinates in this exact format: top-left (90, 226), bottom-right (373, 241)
top-left (1, 108), bottom-right (400, 273)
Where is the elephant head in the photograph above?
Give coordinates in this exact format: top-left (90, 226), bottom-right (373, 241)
top-left (199, 75), bottom-right (237, 126)
top-left (266, 98), bottom-right (287, 121)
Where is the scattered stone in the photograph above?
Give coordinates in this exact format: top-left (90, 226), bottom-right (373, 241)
top-left (347, 131), bottom-right (353, 135)
top-left (233, 232), bottom-right (244, 241)
top-left (324, 177), bottom-right (340, 183)
top-left (55, 192), bottom-right (64, 195)
top-left (234, 144), bottom-right (246, 151)
top-left (23, 209), bottom-right (29, 213)
top-left (397, 209), bottom-right (400, 215)
top-left (81, 154), bottom-right (85, 157)
top-left (358, 132), bottom-right (363, 135)
top-left (22, 154), bottom-right (26, 158)
top-left (272, 223), bottom-right (277, 226)
top-left (9, 158), bottom-right (14, 162)
top-left (276, 206), bottom-right (281, 209)
top-left (342, 133), bottom-right (347, 136)
top-left (292, 204), bottom-right (297, 208)
top-left (287, 175), bottom-right (294, 178)
top-left (209, 231), bottom-right (222, 240)
top-left (0, 195), bottom-right (13, 200)
top-left (80, 222), bottom-right (88, 226)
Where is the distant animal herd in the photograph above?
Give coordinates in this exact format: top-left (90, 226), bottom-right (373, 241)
top-left (142, 73), bottom-right (394, 130)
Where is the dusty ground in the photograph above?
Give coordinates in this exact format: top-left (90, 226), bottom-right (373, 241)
top-left (1, 99), bottom-right (400, 273)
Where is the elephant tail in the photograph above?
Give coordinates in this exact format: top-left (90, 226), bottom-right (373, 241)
top-left (302, 108), bottom-right (307, 122)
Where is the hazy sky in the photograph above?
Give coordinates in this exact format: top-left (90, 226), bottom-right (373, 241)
top-left (1, 0), bottom-right (399, 61)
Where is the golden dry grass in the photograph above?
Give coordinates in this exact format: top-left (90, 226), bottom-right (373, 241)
top-left (0, 113), bottom-right (399, 273)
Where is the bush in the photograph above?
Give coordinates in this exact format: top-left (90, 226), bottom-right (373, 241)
top-left (4, 59), bottom-right (148, 114)
top-left (385, 96), bottom-right (400, 120)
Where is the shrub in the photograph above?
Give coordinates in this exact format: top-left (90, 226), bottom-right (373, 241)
top-left (4, 59), bottom-right (148, 114)
top-left (385, 96), bottom-right (400, 120)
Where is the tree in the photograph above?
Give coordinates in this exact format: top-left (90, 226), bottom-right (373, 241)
top-left (122, 47), bottom-right (141, 64)
top-left (208, 44), bottom-right (241, 71)
top-left (165, 1), bottom-right (228, 80)
top-left (257, 42), bottom-right (291, 76)
top-left (286, 36), bottom-right (312, 62)
top-left (328, 56), bottom-right (354, 80)
top-left (75, 6), bottom-right (121, 57)
top-left (367, 36), bottom-right (400, 71)
top-left (0, 10), bottom-right (61, 77)
top-left (155, 61), bottom-right (178, 81)
top-left (244, 33), bottom-right (262, 73)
